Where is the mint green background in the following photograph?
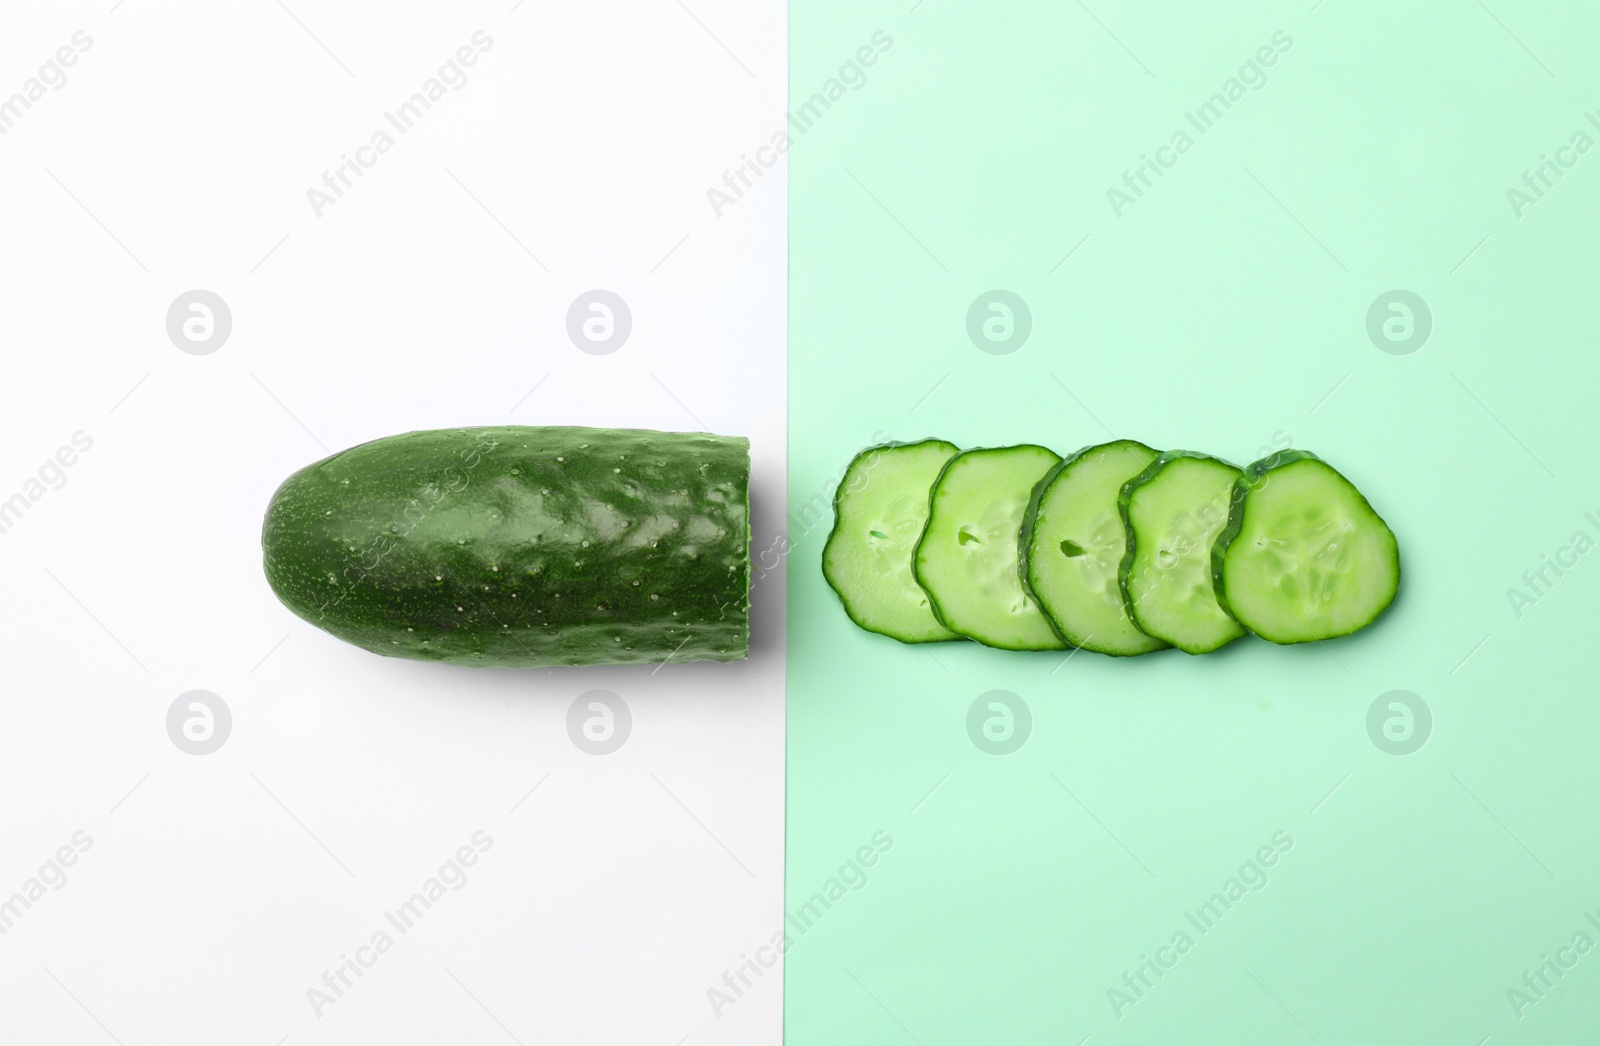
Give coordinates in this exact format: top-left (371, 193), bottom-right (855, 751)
top-left (787, 1), bottom-right (1600, 1042)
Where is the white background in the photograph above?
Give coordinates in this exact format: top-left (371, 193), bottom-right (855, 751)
top-left (0, 1), bottom-right (786, 1042)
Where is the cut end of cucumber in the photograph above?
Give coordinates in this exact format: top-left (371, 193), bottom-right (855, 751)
top-left (1215, 452), bottom-right (1399, 644)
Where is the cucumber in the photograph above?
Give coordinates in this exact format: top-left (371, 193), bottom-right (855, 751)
top-left (822, 440), bottom-right (962, 643)
top-left (261, 426), bottom-right (749, 667)
top-left (1119, 451), bottom-right (1246, 654)
top-left (1022, 440), bottom-right (1168, 656)
top-left (914, 445), bottom-right (1067, 651)
top-left (1213, 450), bottom-right (1399, 643)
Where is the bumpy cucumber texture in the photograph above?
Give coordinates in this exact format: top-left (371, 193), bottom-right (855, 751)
top-left (1213, 450), bottom-right (1399, 643)
top-left (913, 445), bottom-right (1067, 651)
top-left (822, 440), bottom-right (962, 643)
top-left (1119, 451), bottom-right (1247, 654)
top-left (1022, 440), bottom-right (1168, 656)
top-left (262, 426), bottom-right (750, 667)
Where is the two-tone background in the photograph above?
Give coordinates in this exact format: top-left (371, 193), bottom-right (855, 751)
top-left (4, 1), bottom-right (1599, 1043)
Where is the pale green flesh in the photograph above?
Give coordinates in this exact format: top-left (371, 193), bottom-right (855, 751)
top-left (1124, 457), bottom-right (1246, 654)
top-left (916, 446), bottom-right (1066, 650)
top-left (1221, 461), bottom-right (1398, 643)
top-left (822, 442), bottom-right (960, 643)
top-left (1028, 442), bottom-right (1166, 655)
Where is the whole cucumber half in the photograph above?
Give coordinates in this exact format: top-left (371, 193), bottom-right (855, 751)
top-left (262, 426), bottom-right (750, 667)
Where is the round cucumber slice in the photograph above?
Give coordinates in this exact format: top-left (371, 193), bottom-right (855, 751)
top-left (1119, 451), bottom-right (1247, 654)
top-left (1022, 440), bottom-right (1168, 656)
top-left (822, 440), bottom-right (963, 643)
top-left (914, 445), bottom-right (1067, 651)
top-left (1213, 450), bottom-right (1399, 643)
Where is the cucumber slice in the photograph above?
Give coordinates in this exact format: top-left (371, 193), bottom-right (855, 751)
top-left (822, 440), bottom-right (962, 643)
top-left (1213, 450), bottom-right (1399, 643)
top-left (1022, 440), bottom-right (1168, 656)
top-left (914, 445), bottom-right (1067, 651)
top-left (1119, 451), bottom-right (1246, 654)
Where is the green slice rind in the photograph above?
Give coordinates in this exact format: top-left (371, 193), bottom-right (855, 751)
top-left (1212, 449), bottom-right (1400, 644)
top-left (1118, 450), bottom-right (1247, 655)
top-left (821, 439), bottom-right (962, 643)
top-left (1021, 440), bottom-right (1168, 656)
top-left (914, 445), bottom-right (1067, 651)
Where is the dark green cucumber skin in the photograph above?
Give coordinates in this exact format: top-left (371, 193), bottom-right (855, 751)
top-left (1019, 440), bottom-right (1163, 655)
top-left (261, 426), bottom-right (749, 668)
top-left (1116, 449), bottom-right (1244, 654)
top-left (821, 438), bottom-right (964, 644)
top-left (1211, 449), bottom-right (1401, 643)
